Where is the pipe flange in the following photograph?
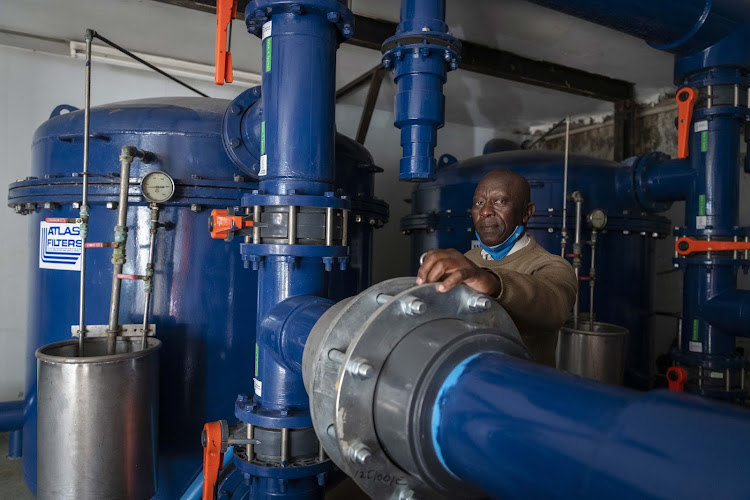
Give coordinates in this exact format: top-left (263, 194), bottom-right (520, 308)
top-left (304, 278), bottom-right (527, 499)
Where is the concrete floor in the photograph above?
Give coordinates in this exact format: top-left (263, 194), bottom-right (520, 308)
top-left (0, 433), bottom-right (33, 500)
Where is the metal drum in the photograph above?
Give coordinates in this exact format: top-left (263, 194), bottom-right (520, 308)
top-left (556, 321), bottom-right (628, 385)
top-left (36, 337), bottom-right (160, 500)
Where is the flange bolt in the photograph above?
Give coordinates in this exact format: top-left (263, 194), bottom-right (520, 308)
top-left (348, 442), bottom-right (371, 465)
top-left (402, 296), bottom-right (425, 316)
top-left (468, 295), bottom-right (491, 312)
top-left (347, 358), bottom-right (374, 379)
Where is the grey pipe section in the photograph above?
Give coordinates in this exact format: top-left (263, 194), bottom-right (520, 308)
top-left (107, 146), bottom-right (153, 354)
top-left (140, 205), bottom-right (159, 351)
top-left (571, 191), bottom-right (583, 328)
top-left (525, 0), bottom-right (750, 55)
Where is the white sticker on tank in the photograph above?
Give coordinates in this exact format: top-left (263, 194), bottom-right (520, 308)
top-left (259, 155), bottom-right (268, 176)
top-left (694, 120), bottom-right (708, 132)
top-left (262, 21), bottom-right (273, 40)
top-left (39, 221), bottom-right (82, 271)
top-left (689, 341), bottom-right (703, 353)
top-left (695, 216), bottom-right (707, 230)
top-left (253, 377), bottom-right (262, 397)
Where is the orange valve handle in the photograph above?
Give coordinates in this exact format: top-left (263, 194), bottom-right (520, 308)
top-left (676, 87), bottom-right (697, 159)
top-left (666, 366), bottom-right (688, 392)
top-left (214, 0), bottom-right (237, 85)
top-left (209, 209), bottom-right (253, 239)
top-left (675, 236), bottom-right (750, 256)
top-left (201, 421), bottom-right (224, 500)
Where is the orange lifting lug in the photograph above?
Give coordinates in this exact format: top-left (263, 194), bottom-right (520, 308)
top-left (215, 0), bottom-right (238, 85)
top-left (666, 366), bottom-right (688, 392)
top-left (209, 209), bottom-right (254, 241)
top-left (676, 87), bottom-right (697, 159)
top-left (675, 236), bottom-right (750, 256)
top-left (201, 420), bottom-right (228, 500)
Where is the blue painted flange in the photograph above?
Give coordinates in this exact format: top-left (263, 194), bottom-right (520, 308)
top-left (232, 455), bottom-right (332, 479)
top-left (235, 395), bottom-right (313, 428)
top-left (241, 192), bottom-right (351, 210)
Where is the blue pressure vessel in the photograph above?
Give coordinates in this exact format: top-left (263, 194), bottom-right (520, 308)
top-left (7, 97), bottom-right (385, 497)
top-left (403, 150), bottom-right (671, 389)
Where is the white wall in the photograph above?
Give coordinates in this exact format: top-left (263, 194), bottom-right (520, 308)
top-left (0, 44), bottom-right (244, 401)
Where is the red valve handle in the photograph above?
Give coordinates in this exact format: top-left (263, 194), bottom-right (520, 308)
top-left (676, 87), bottom-right (697, 159)
top-left (201, 421), bottom-right (225, 500)
top-left (675, 236), bottom-right (750, 256)
top-left (667, 366), bottom-right (688, 392)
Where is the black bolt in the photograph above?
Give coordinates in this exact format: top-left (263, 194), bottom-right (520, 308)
top-left (201, 429), bottom-right (207, 447)
top-left (678, 91), bottom-right (690, 102)
top-left (667, 370), bottom-right (679, 381)
top-left (678, 241), bottom-right (689, 251)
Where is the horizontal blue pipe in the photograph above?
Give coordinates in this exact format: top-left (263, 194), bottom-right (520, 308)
top-left (0, 401), bottom-right (24, 432)
top-left (526, 0), bottom-right (750, 55)
top-left (701, 289), bottom-right (750, 337)
top-left (642, 158), bottom-right (694, 203)
top-left (434, 352), bottom-right (750, 499)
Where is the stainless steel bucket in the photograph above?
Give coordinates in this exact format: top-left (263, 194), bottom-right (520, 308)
top-left (36, 337), bottom-right (161, 500)
top-left (556, 321), bottom-right (628, 385)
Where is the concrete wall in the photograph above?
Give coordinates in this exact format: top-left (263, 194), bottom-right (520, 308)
top-left (533, 99), bottom-right (750, 369)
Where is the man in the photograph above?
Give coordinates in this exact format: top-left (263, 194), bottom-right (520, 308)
top-left (417, 169), bottom-right (577, 366)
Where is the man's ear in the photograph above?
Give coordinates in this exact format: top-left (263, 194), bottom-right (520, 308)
top-left (523, 203), bottom-right (535, 224)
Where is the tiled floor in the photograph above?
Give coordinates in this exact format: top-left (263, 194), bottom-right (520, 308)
top-left (0, 433), bottom-right (33, 499)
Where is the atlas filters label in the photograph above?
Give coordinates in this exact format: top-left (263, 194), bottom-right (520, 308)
top-left (39, 221), bottom-right (82, 271)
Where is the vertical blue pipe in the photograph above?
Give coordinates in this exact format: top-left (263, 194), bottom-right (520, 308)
top-left (383, 0), bottom-right (459, 181)
top-left (433, 352), bottom-right (750, 499)
top-left (8, 430), bottom-right (22, 459)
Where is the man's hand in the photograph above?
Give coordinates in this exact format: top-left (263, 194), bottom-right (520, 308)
top-left (416, 249), bottom-right (502, 295)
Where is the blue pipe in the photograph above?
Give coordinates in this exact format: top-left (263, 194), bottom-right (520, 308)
top-left (433, 352), bottom-right (750, 499)
top-left (0, 401), bottom-right (23, 432)
top-left (8, 430), bottom-right (22, 459)
top-left (700, 289), bottom-right (750, 337)
top-left (382, 0), bottom-right (460, 181)
top-left (525, 0), bottom-right (750, 56)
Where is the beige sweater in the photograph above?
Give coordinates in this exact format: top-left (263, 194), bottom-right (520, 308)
top-left (465, 237), bottom-right (577, 367)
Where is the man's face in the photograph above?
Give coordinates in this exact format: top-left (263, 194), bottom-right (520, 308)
top-left (471, 174), bottom-right (533, 246)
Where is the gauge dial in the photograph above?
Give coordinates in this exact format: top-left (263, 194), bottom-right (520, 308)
top-left (140, 171), bottom-right (175, 203)
top-left (588, 209), bottom-right (608, 230)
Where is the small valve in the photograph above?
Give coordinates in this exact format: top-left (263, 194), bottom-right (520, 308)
top-left (667, 366), bottom-right (688, 392)
top-left (209, 209), bottom-right (253, 241)
top-left (676, 87), bottom-right (697, 159)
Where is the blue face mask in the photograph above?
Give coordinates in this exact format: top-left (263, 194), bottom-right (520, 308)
top-left (476, 225), bottom-right (525, 261)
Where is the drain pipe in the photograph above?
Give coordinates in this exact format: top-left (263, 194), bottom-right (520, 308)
top-left (382, 0), bottom-right (460, 181)
top-left (106, 146), bottom-right (153, 354)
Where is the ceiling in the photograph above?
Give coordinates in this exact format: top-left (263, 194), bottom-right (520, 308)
top-left (0, 0), bottom-right (675, 131)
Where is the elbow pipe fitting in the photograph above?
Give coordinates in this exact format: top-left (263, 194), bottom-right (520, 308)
top-left (119, 145), bottom-right (155, 164)
top-left (259, 295), bottom-right (334, 376)
top-left (382, 0), bottom-right (460, 182)
top-left (700, 289), bottom-right (750, 337)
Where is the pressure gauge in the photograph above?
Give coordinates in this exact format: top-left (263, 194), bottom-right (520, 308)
top-left (140, 171), bottom-right (175, 203)
top-left (588, 209), bottom-right (608, 230)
